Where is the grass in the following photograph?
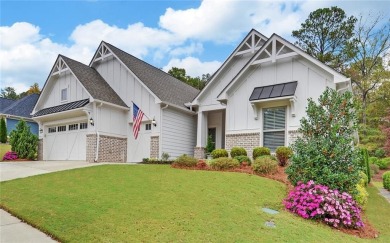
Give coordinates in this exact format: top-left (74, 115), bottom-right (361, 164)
top-left (0, 165), bottom-right (389, 242)
top-left (0, 143), bottom-right (11, 160)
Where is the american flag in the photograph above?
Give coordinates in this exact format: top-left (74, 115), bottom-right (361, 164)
top-left (133, 103), bottom-right (144, 139)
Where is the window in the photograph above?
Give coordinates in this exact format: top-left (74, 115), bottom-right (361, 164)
top-left (48, 127), bottom-right (56, 133)
top-left (145, 123), bottom-right (152, 131)
top-left (61, 88), bottom-right (67, 101)
top-left (57, 125), bottom-right (66, 132)
top-left (80, 122), bottom-right (88, 130)
top-left (69, 124), bottom-right (78, 131)
top-left (263, 107), bottom-right (286, 151)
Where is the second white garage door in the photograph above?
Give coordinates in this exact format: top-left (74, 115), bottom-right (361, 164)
top-left (44, 122), bottom-right (88, 160)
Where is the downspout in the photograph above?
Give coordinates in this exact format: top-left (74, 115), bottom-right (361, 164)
top-left (159, 104), bottom-right (169, 160)
top-left (94, 102), bottom-right (103, 162)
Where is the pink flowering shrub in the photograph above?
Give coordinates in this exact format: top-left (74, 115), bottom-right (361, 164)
top-left (284, 180), bottom-right (364, 229)
top-left (2, 151), bottom-right (18, 161)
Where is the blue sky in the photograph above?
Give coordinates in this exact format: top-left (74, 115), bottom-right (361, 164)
top-left (1, 0), bottom-right (389, 93)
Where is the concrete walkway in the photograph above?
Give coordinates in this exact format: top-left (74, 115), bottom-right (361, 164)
top-left (0, 160), bottom-right (102, 242)
top-left (379, 188), bottom-right (390, 203)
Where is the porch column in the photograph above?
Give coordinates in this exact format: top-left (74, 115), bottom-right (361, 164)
top-left (194, 110), bottom-right (207, 159)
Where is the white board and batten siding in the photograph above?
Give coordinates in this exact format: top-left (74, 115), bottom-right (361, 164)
top-left (162, 108), bottom-right (196, 158)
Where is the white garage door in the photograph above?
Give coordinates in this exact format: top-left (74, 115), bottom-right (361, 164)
top-left (44, 122), bottom-right (88, 160)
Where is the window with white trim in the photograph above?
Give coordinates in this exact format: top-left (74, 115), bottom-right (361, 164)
top-left (69, 124), bottom-right (78, 131)
top-left (263, 107), bottom-right (286, 151)
top-left (48, 127), bottom-right (56, 133)
top-left (61, 88), bottom-right (67, 101)
top-left (80, 122), bottom-right (88, 129)
top-left (57, 125), bottom-right (66, 132)
top-left (145, 123), bottom-right (152, 131)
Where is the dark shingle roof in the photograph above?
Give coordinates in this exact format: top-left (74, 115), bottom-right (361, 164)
top-left (103, 42), bottom-right (199, 108)
top-left (0, 98), bottom-right (16, 111)
top-left (1, 94), bottom-right (39, 118)
top-left (60, 55), bottom-right (127, 107)
top-left (33, 99), bottom-right (89, 117)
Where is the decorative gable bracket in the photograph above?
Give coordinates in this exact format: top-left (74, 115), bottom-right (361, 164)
top-left (252, 38), bottom-right (298, 65)
top-left (52, 57), bottom-right (69, 76)
top-left (250, 95), bottom-right (297, 120)
top-left (92, 43), bottom-right (113, 63)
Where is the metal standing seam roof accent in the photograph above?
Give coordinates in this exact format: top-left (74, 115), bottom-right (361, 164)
top-left (103, 42), bottom-right (200, 108)
top-left (249, 81), bottom-right (298, 101)
top-left (33, 99), bottom-right (89, 117)
top-left (0, 94), bottom-right (39, 118)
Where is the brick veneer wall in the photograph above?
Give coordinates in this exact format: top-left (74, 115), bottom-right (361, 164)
top-left (225, 132), bottom-right (260, 158)
top-left (150, 136), bottom-right (159, 158)
top-left (194, 147), bottom-right (206, 159)
top-left (38, 139), bottom-right (43, 161)
top-left (86, 134), bottom-right (127, 163)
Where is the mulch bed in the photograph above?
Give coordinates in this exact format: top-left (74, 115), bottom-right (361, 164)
top-left (1, 159), bottom-right (34, 162)
top-left (372, 168), bottom-right (390, 182)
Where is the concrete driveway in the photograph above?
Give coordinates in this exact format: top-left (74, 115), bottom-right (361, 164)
top-left (0, 160), bottom-right (100, 182)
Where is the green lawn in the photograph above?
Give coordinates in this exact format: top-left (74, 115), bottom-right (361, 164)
top-left (1, 165), bottom-right (389, 242)
top-left (0, 143), bottom-right (11, 160)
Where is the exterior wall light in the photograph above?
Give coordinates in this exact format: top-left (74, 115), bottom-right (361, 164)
top-left (152, 117), bottom-right (157, 126)
top-left (89, 118), bottom-right (94, 126)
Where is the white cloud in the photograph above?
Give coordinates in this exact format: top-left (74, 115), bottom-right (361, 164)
top-left (163, 57), bottom-right (221, 77)
top-left (169, 42), bottom-right (204, 57)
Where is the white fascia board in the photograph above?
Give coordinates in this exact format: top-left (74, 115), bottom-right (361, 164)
top-left (93, 99), bottom-right (129, 110)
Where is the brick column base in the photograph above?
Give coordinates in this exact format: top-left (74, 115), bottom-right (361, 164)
top-left (194, 147), bottom-right (206, 159)
top-left (37, 139), bottom-right (43, 160)
top-left (86, 134), bottom-right (127, 163)
top-left (150, 136), bottom-right (159, 159)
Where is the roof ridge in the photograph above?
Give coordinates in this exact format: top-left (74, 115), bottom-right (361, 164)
top-left (2, 94), bottom-right (35, 112)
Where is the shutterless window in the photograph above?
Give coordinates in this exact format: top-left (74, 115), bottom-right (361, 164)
top-left (61, 88), bottom-right (67, 101)
top-left (263, 107), bottom-right (286, 151)
top-left (48, 127), bottom-right (56, 133)
top-left (145, 123), bottom-right (152, 130)
top-left (57, 125), bottom-right (66, 132)
top-left (69, 124), bottom-right (78, 131)
top-left (80, 122), bottom-right (88, 129)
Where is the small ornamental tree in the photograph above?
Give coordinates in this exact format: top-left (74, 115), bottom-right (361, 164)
top-left (9, 120), bottom-right (38, 160)
top-left (381, 109), bottom-right (390, 156)
top-left (0, 117), bottom-right (7, 143)
top-left (286, 87), bottom-right (361, 195)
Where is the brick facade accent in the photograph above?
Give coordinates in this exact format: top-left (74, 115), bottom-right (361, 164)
top-left (288, 130), bottom-right (300, 145)
top-left (150, 136), bottom-right (159, 159)
top-left (225, 132), bottom-right (260, 158)
top-left (86, 134), bottom-right (127, 163)
top-left (38, 139), bottom-right (43, 161)
top-left (194, 147), bottom-right (206, 159)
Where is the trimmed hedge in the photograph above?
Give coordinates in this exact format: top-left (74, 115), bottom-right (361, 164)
top-left (211, 149), bottom-right (228, 159)
top-left (252, 147), bottom-right (270, 159)
top-left (383, 171), bottom-right (390, 190)
top-left (252, 157), bottom-right (278, 175)
top-left (230, 147), bottom-right (247, 158)
top-left (234, 155), bottom-right (251, 165)
top-left (172, 154), bottom-right (198, 167)
top-left (275, 146), bottom-right (293, 166)
top-left (209, 157), bottom-right (240, 170)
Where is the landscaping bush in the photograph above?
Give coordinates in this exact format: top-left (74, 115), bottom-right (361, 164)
top-left (275, 146), bottom-right (293, 166)
top-left (9, 120), bottom-right (38, 160)
top-left (360, 148), bottom-right (371, 183)
top-left (172, 154), bottom-right (198, 167)
top-left (196, 160), bottom-right (208, 169)
top-left (140, 158), bottom-right (174, 164)
top-left (257, 155), bottom-right (277, 161)
top-left (206, 135), bottom-right (215, 154)
top-left (358, 171), bottom-right (368, 187)
top-left (252, 157), bottom-right (278, 175)
top-left (378, 157), bottom-right (390, 169)
top-left (355, 184), bottom-right (369, 209)
top-left (2, 151), bottom-right (18, 161)
top-left (211, 149), bottom-right (228, 159)
top-left (285, 88), bottom-right (361, 195)
top-left (370, 163), bottom-right (380, 175)
top-left (374, 148), bottom-right (386, 158)
top-left (383, 171), bottom-right (390, 190)
top-left (284, 180), bottom-right (364, 229)
top-left (230, 147), bottom-right (247, 158)
top-left (161, 152), bottom-right (170, 161)
top-left (252, 147), bottom-right (270, 159)
top-left (368, 156), bottom-right (379, 165)
top-left (209, 157), bottom-right (239, 170)
top-left (234, 155), bottom-right (251, 165)
top-left (0, 117), bottom-right (6, 143)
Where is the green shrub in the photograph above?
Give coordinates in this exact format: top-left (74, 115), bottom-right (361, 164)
top-left (358, 171), bottom-right (368, 187)
top-left (257, 155), bottom-right (277, 161)
top-left (374, 148), bottom-right (386, 158)
top-left (369, 157), bottom-right (379, 164)
top-left (252, 147), bottom-right (270, 159)
top-left (9, 120), bottom-right (38, 160)
top-left (206, 135), bottom-right (215, 154)
top-left (383, 171), bottom-right (390, 190)
top-left (161, 152), bottom-right (170, 161)
top-left (230, 147), bottom-right (247, 158)
top-left (211, 149), bottom-right (228, 159)
top-left (361, 148), bottom-right (371, 183)
top-left (252, 157), bottom-right (278, 175)
top-left (172, 154), bottom-right (198, 167)
top-left (234, 155), bottom-right (251, 165)
top-left (355, 184), bottom-right (369, 209)
top-left (285, 88), bottom-right (360, 195)
top-left (378, 157), bottom-right (390, 169)
top-left (275, 146), bottom-right (293, 166)
top-left (370, 163), bottom-right (380, 175)
top-left (0, 117), bottom-right (6, 143)
top-left (209, 157), bottom-right (239, 170)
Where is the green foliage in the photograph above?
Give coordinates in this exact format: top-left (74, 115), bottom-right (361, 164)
top-left (234, 155), bottom-right (251, 165)
top-left (383, 171), bottom-right (390, 190)
top-left (252, 147), bottom-right (270, 159)
top-left (252, 157), bottom-right (278, 175)
top-left (359, 148), bottom-right (371, 183)
top-left (369, 156), bottom-right (390, 169)
top-left (257, 155), bottom-right (277, 161)
top-left (0, 117), bottom-right (7, 143)
top-left (292, 6), bottom-right (356, 70)
top-left (374, 148), bottom-right (386, 158)
top-left (211, 149), bottom-right (228, 159)
top-left (275, 146), bottom-right (293, 166)
top-left (206, 135), bottom-right (215, 154)
top-left (355, 184), bottom-right (369, 209)
top-left (230, 147), bottom-right (247, 158)
top-left (161, 152), bottom-right (170, 161)
top-left (358, 171), bottom-right (368, 187)
top-left (285, 88), bottom-right (361, 195)
top-left (167, 67), bottom-right (210, 90)
top-left (9, 120), bottom-right (38, 159)
top-left (0, 87), bottom-right (18, 100)
top-left (172, 154), bottom-right (198, 167)
top-left (370, 163), bottom-right (380, 175)
top-left (382, 109), bottom-right (390, 156)
top-left (209, 157), bottom-right (240, 170)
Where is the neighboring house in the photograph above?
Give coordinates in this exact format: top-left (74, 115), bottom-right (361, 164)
top-left (33, 29), bottom-right (351, 162)
top-left (0, 94), bottom-right (39, 135)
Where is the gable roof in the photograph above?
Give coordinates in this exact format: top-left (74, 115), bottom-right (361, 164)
top-left (0, 94), bottom-right (39, 118)
top-left (102, 42), bottom-right (199, 108)
top-left (0, 98), bottom-right (16, 111)
top-left (60, 55), bottom-right (127, 107)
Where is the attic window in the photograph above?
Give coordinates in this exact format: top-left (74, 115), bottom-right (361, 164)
top-left (61, 88), bottom-right (68, 102)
